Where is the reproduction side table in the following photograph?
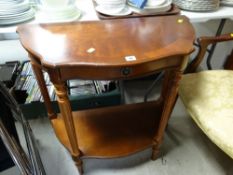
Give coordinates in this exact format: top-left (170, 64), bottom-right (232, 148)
top-left (17, 16), bottom-right (195, 174)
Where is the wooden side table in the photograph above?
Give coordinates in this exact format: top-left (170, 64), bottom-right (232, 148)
top-left (17, 16), bottom-right (195, 174)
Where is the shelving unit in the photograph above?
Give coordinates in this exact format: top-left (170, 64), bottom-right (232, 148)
top-left (20, 89), bottom-right (121, 118)
top-left (11, 61), bottom-right (121, 118)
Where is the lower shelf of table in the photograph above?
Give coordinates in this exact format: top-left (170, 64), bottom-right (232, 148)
top-left (19, 88), bottom-right (121, 119)
top-left (51, 101), bottom-right (163, 158)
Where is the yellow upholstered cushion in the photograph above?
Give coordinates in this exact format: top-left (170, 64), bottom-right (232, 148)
top-left (179, 70), bottom-right (233, 159)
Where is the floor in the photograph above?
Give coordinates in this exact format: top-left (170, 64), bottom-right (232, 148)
top-left (1, 79), bottom-right (233, 175)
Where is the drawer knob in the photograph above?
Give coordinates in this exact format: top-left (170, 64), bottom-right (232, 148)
top-left (122, 67), bottom-right (132, 76)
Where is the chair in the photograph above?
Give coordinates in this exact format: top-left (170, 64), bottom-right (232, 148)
top-left (0, 81), bottom-right (46, 175)
top-left (178, 33), bottom-right (233, 159)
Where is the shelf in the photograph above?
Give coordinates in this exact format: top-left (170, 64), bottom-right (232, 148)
top-left (20, 88), bottom-right (121, 119)
top-left (52, 101), bottom-right (162, 158)
top-left (15, 60), bottom-right (121, 118)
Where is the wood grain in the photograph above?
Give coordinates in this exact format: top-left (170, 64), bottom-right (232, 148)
top-left (186, 33), bottom-right (233, 73)
top-left (17, 16), bottom-right (195, 174)
top-left (17, 15), bottom-right (195, 79)
top-left (52, 101), bottom-right (162, 158)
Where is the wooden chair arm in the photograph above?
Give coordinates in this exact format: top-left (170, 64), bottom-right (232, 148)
top-left (224, 49), bottom-right (233, 70)
top-left (186, 33), bottom-right (233, 73)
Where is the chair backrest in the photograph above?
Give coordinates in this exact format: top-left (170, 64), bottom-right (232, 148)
top-left (185, 33), bottom-right (233, 73)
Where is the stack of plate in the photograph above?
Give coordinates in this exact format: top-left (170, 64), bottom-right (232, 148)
top-left (0, 0), bottom-right (35, 26)
top-left (95, 0), bottom-right (132, 16)
top-left (29, 0), bottom-right (40, 9)
top-left (36, 0), bottom-right (81, 22)
top-left (128, 0), bottom-right (172, 14)
top-left (221, 0), bottom-right (233, 6)
top-left (173, 0), bottom-right (220, 11)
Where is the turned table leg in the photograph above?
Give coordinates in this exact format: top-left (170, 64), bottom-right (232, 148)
top-left (151, 56), bottom-right (188, 160)
top-left (53, 82), bottom-right (83, 174)
top-left (30, 58), bottom-right (56, 119)
top-left (72, 156), bottom-right (83, 174)
top-left (151, 68), bottom-right (183, 160)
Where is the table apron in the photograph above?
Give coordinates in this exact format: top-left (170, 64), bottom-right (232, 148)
top-left (56, 56), bottom-right (185, 81)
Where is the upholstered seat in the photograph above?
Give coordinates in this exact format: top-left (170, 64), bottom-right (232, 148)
top-left (179, 70), bottom-right (233, 159)
top-left (178, 33), bottom-right (233, 159)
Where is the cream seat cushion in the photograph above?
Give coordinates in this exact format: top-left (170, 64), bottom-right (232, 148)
top-left (179, 70), bottom-right (233, 159)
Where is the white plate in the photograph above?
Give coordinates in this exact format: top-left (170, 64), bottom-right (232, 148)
top-left (0, 8), bottom-right (35, 25)
top-left (36, 8), bottom-right (81, 22)
top-left (0, 0), bottom-right (24, 3)
top-left (39, 0), bottom-right (72, 7)
top-left (95, 3), bottom-right (126, 13)
top-left (37, 4), bottom-right (80, 18)
top-left (128, 0), bottom-right (171, 9)
top-left (0, 6), bottom-right (30, 15)
top-left (129, 5), bottom-right (171, 14)
top-left (221, 1), bottom-right (233, 6)
top-left (0, 9), bottom-right (32, 19)
top-left (0, 16), bottom-right (34, 25)
top-left (0, 1), bottom-right (30, 15)
top-left (128, 0), bottom-right (172, 14)
top-left (0, 0), bottom-right (29, 7)
top-left (95, 5), bottom-right (132, 16)
top-left (96, 0), bottom-right (126, 5)
top-left (0, 8), bottom-right (35, 20)
top-left (146, 0), bottom-right (166, 6)
top-left (40, 9), bottom-right (79, 18)
top-left (38, 3), bottom-right (76, 11)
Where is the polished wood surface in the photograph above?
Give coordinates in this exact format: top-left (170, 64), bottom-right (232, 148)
top-left (17, 15), bottom-right (194, 80)
top-left (186, 33), bottom-right (233, 73)
top-left (17, 16), bottom-right (195, 174)
top-left (52, 101), bottom-right (162, 158)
